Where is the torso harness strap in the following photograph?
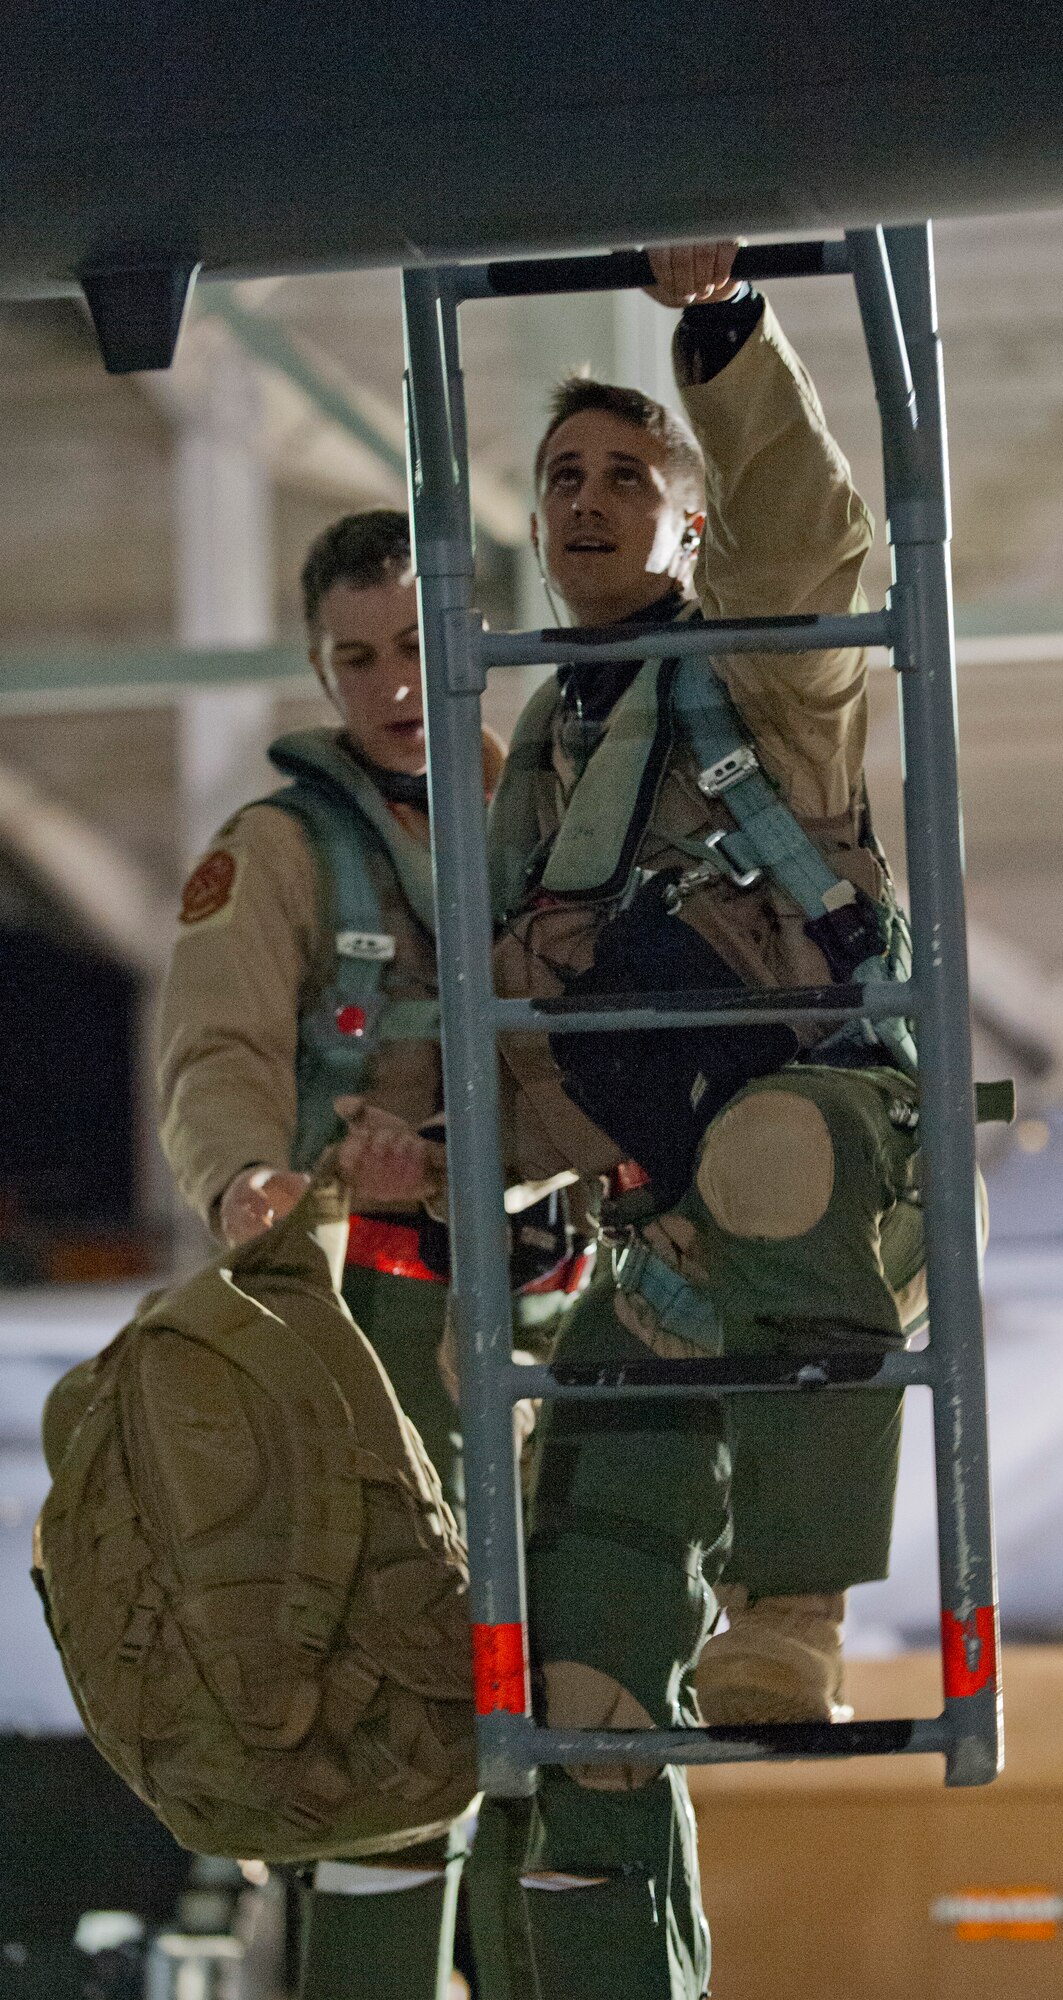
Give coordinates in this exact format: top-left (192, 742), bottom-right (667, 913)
top-left (670, 657), bottom-right (917, 1078)
top-left (608, 656), bottom-right (919, 1352)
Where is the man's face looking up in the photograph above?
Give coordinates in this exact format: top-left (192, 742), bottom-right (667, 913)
top-left (310, 574), bottom-right (426, 774)
top-left (532, 409), bottom-right (704, 628)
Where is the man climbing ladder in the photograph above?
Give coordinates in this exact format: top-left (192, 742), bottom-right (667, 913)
top-left (339, 238), bottom-right (950, 1996)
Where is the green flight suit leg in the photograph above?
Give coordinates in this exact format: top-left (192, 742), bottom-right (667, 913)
top-left (300, 1267), bottom-right (465, 2000)
top-left (342, 1264), bottom-right (459, 1507)
top-left (678, 1064), bottom-right (925, 1597)
top-left (469, 1281), bottom-right (730, 2000)
top-left (299, 1831), bottom-right (466, 2000)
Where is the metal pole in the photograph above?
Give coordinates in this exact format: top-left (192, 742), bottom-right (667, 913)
top-left (873, 224), bottom-right (1002, 1786)
top-left (401, 266), bottom-right (534, 1795)
top-left (845, 229), bottom-right (917, 446)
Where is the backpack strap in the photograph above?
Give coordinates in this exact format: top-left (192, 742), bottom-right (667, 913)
top-left (671, 657), bottom-right (917, 1076)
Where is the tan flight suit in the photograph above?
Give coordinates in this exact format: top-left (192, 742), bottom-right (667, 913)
top-left (158, 792), bottom-right (443, 1231)
top-left (158, 734), bottom-right (503, 2000)
top-left (493, 300), bottom-right (890, 1170)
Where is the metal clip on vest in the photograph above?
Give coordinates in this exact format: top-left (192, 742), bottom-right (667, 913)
top-left (697, 744), bottom-right (759, 796)
top-left (696, 829), bottom-right (764, 892)
top-left (402, 226), bottom-right (1001, 1799)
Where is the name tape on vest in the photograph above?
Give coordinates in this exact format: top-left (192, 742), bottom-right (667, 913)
top-left (336, 930), bottom-right (397, 962)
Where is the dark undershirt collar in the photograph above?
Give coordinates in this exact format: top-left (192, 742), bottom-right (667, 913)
top-left (558, 583), bottom-right (690, 728)
top-left (341, 738), bottom-right (429, 813)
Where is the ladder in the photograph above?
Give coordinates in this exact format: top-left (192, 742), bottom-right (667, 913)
top-left (400, 223), bottom-right (1001, 1796)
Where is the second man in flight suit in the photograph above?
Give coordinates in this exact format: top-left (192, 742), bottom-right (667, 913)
top-left (159, 510), bottom-right (503, 2000)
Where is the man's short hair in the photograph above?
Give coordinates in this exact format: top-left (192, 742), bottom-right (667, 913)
top-left (301, 509), bottom-right (412, 629)
top-left (534, 378), bottom-right (704, 509)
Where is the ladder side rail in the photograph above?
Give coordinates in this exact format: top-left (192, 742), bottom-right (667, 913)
top-left (868, 223), bottom-right (1002, 1787)
top-left (401, 266), bottom-right (535, 1797)
top-left (511, 1350), bottom-right (934, 1400)
top-left (845, 228), bottom-right (918, 448)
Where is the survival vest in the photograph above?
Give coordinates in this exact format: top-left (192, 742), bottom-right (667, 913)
top-left (34, 1181), bottom-right (477, 1864)
top-left (259, 732), bottom-right (589, 1297)
top-left (261, 732), bottom-right (441, 1171)
top-left (489, 627), bottom-right (915, 1194)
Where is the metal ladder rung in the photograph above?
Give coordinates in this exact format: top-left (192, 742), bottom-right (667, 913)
top-left (508, 1351), bottom-right (932, 1402)
top-left (456, 238), bottom-right (853, 302)
top-left (494, 981), bottom-right (917, 1035)
top-left (482, 608), bottom-right (893, 669)
top-left (518, 1716), bottom-right (946, 1765)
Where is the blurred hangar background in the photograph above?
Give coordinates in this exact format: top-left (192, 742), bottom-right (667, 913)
top-left (2, 209), bottom-right (1063, 1996)
top-left (4, 204), bottom-right (1063, 1675)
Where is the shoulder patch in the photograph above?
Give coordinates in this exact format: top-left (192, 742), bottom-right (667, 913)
top-left (179, 849), bottom-right (240, 927)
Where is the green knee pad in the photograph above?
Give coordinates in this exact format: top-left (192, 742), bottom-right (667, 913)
top-left (679, 1064), bottom-right (923, 1596)
top-left (528, 1534), bottom-right (714, 1727)
top-left (300, 1835), bottom-right (463, 2000)
top-left (680, 1063), bottom-right (923, 1337)
top-left (468, 1777), bottom-right (709, 2000)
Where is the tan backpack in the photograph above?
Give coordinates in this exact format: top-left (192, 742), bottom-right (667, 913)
top-left (33, 1183), bottom-right (477, 1863)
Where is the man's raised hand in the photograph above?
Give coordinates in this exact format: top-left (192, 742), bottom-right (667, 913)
top-left (642, 240), bottom-right (743, 309)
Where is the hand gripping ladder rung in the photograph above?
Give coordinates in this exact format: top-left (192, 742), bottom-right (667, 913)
top-left (400, 225), bottom-right (1001, 1798)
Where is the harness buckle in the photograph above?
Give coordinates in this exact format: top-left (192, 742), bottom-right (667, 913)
top-left (665, 832), bottom-right (763, 906)
top-left (804, 887), bottom-right (888, 981)
top-left (702, 828), bottom-right (763, 890)
top-left (697, 745), bottom-right (759, 797)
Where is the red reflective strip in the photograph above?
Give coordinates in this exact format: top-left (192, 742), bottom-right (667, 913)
top-left (941, 1604), bottom-right (999, 1698)
top-left (563, 1246), bottom-right (595, 1293)
top-left (604, 1160), bottom-right (651, 1199)
top-left (345, 1213), bottom-right (446, 1284)
top-left (956, 1922), bottom-right (1058, 1943)
top-left (472, 1622), bottom-right (529, 1716)
top-left (517, 1248), bottom-right (594, 1298)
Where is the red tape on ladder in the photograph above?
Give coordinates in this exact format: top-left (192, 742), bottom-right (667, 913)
top-left (472, 1622), bottom-right (529, 1715)
top-left (941, 1605), bottom-right (999, 1698)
